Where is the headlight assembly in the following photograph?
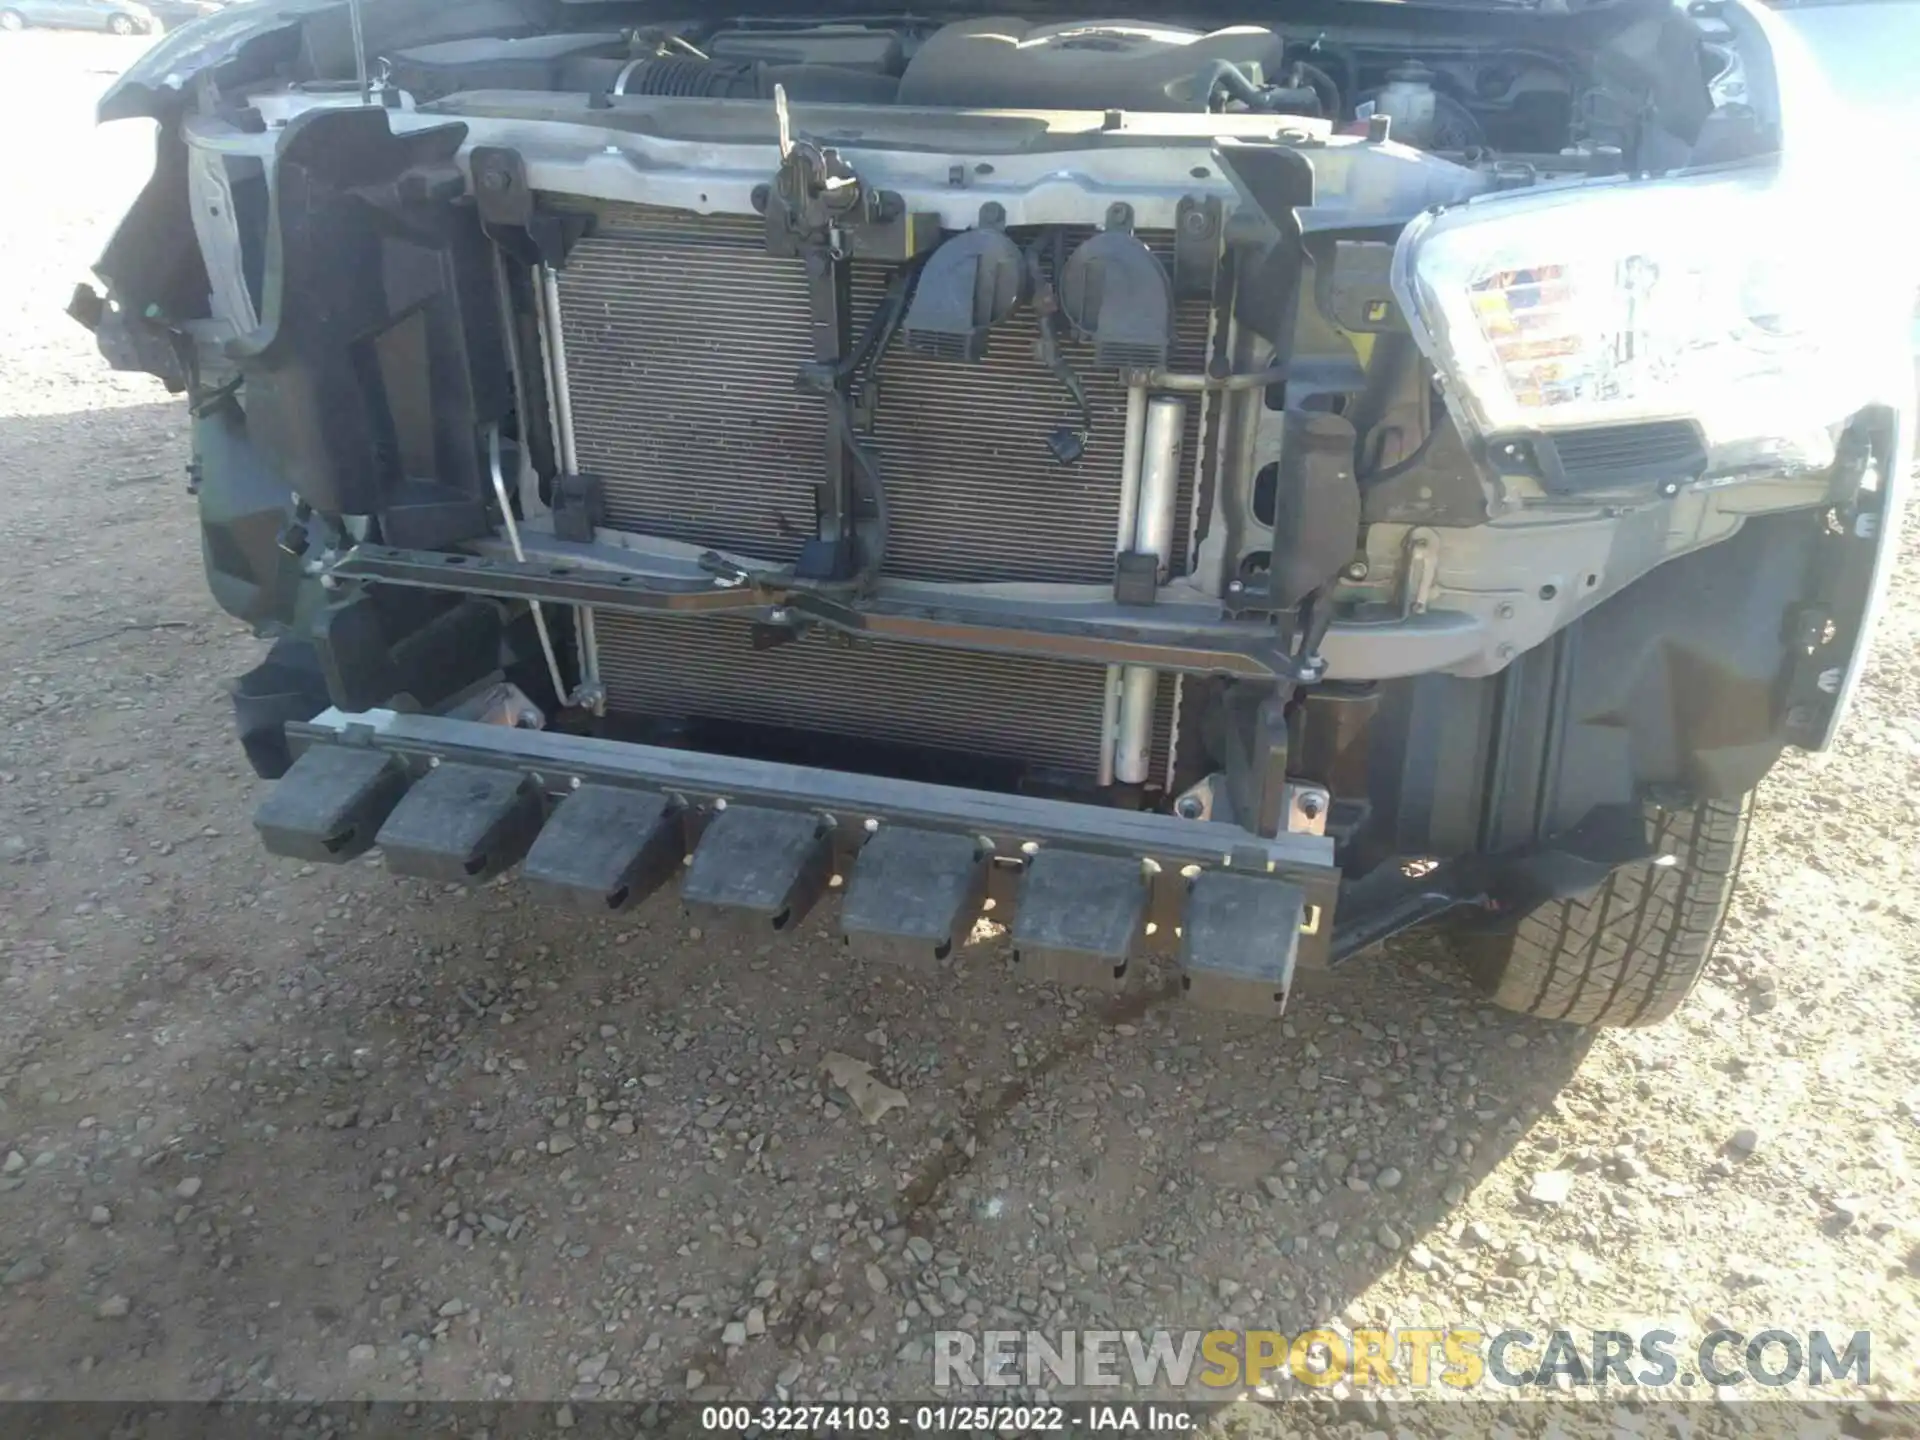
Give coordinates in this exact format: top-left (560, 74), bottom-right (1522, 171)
top-left (1390, 166), bottom-right (1907, 477)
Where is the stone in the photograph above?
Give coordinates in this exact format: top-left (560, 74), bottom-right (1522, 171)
top-left (1528, 1169), bottom-right (1574, 1205)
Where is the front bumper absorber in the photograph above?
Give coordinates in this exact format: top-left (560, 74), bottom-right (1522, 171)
top-left (255, 709), bottom-right (1339, 1015)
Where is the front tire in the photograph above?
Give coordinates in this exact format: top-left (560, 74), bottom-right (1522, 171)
top-left (1464, 795), bottom-right (1752, 1028)
top-left (107, 12), bottom-right (135, 32)
top-left (0, 11), bottom-right (26, 31)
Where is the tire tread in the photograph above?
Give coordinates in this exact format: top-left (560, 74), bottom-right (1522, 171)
top-left (1470, 796), bottom-right (1750, 1028)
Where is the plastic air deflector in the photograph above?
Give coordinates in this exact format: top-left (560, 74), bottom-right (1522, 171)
top-left (374, 762), bottom-right (545, 883)
top-left (681, 805), bottom-right (833, 929)
top-left (1011, 849), bottom-right (1146, 990)
top-left (522, 786), bottom-right (683, 913)
top-left (1180, 869), bottom-right (1305, 1015)
top-left (840, 826), bottom-right (988, 967)
top-left (254, 744), bottom-right (409, 863)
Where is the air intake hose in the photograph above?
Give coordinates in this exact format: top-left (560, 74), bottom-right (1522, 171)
top-left (615, 57), bottom-right (900, 104)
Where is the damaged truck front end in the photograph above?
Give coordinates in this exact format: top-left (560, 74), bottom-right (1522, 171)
top-left (79, 0), bottom-right (1913, 1026)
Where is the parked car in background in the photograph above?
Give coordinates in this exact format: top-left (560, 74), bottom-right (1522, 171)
top-left (141, 0), bottom-right (220, 32)
top-left (0, 0), bottom-right (154, 32)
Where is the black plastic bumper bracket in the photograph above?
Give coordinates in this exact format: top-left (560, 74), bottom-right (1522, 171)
top-left (1180, 869), bottom-right (1306, 1015)
top-left (254, 743), bottom-right (409, 863)
top-left (522, 785), bottom-right (683, 913)
top-left (1010, 849), bottom-right (1147, 991)
top-left (375, 762), bottom-right (545, 883)
top-left (840, 826), bottom-right (988, 968)
top-left (681, 805), bottom-right (833, 930)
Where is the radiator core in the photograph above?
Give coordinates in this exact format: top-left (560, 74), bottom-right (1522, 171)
top-left (595, 615), bottom-right (1175, 789)
top-left (552, 200), bottom-right (1204, 790)
top-left (554, 203), bottom-right (1209, 585)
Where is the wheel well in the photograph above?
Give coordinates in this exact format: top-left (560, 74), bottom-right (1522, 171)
top-left (1318, 509), bottom-right (1820, 867)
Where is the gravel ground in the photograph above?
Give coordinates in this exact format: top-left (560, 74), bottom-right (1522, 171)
top-left (1, 30), bottom-right (1918, 1432)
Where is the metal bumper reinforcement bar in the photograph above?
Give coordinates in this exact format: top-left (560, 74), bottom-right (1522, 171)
top-left (258, 709), bottom-right (1342, 1014)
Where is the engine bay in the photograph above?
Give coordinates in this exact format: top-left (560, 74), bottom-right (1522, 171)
top-left (375, 7), bottom-right (1728, 168)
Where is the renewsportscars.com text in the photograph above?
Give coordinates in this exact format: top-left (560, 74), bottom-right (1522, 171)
top-left (931, 1328), bottom-right (1872, 1391)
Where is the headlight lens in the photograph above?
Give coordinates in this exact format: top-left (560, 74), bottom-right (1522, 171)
top-left (1391, 168), bottom-right (1905, 472)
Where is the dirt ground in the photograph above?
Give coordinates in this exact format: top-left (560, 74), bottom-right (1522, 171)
top-left (1, 29), bottom-right (1917, 1430)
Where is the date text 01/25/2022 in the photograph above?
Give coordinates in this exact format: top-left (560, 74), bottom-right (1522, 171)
top-left (698, 1405), bottom-right (1198, 1431)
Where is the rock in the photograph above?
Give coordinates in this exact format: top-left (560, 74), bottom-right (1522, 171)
top-left (1376, 1166), bottom-right (1404, 1192)
top-left (1407, 1244), bottom-right (1436, 1272)
top-left (1377, 1223), bottom-right (1403, 1250)
top-left (1727, 1128), bottom-right (1761, 1159)
top-left (174, 1177), bottom-right (203, 1200)
top-left (438, 1298), bottom-right (467, 1317)
top-left (96, 1295), bottom-right (130, 1319)
top-left (906, 1236), bottom-right (935, 1265)
top-left (88, 1206), bottom-right (111, 1227)
top-left (576, 1353), bottom-right (609, 1383)
top-left (555, 1406), bottom-right (576, 1431)
top-left (1324, 1151), bottom-right (1349, 1179)
top-left (686, 1369), bottom-right (707, 1391)
top-left (865, 1262), bottom-right (890, 1293)
top-left (1462, 1221), bottom-right (1495, 1248)
top-left (745, 1306), bottom-right (767, 1338)
top-left (821, 1053), bottom-right (908, 1125)
top-left (348, 1344), bottom-right (377, 1366)
top-left (1, 1152), bottom-right (23, 1176)
top-left (322, 1107), bottom-right (358, 1130)
top-left (1528, 1169), bottom-right (1574, 1205)
top-left (3, 1256), bottom-right (46, 1285)
top-left (546, 1134), bottom-right (576, 1156)
top-left (721, 1321), bottom-right (748, 1347)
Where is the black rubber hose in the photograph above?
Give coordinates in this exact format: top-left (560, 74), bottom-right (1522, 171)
top-left (1285, 59), bottom-right (1342, 121)
top-left (1192, 59), bottom-right (1321, 115)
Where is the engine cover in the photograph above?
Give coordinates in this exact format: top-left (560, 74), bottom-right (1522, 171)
top-left (896, 18), bottom-right (1289, 112)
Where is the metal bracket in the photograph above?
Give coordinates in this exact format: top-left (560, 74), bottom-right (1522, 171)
top-left (1171, 194), bottom-right (1223, 301)
top-left (1400, 526), bottom-right (1441, 618)
top-left (471, 146), bottom-right (592, 271)
top-left (550, 472), bottom-right (605, 544)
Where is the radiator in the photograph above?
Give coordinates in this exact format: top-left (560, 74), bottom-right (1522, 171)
top-left (595, 615), bottom-right (1177, 789)
top-left (553, 200), bottom-right (1203, 789)
top-left (554, 202), bottom-right (1209, 585)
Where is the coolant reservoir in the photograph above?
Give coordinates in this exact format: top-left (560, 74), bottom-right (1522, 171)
top-left (1374, 62), bottom-right (1438, 148)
